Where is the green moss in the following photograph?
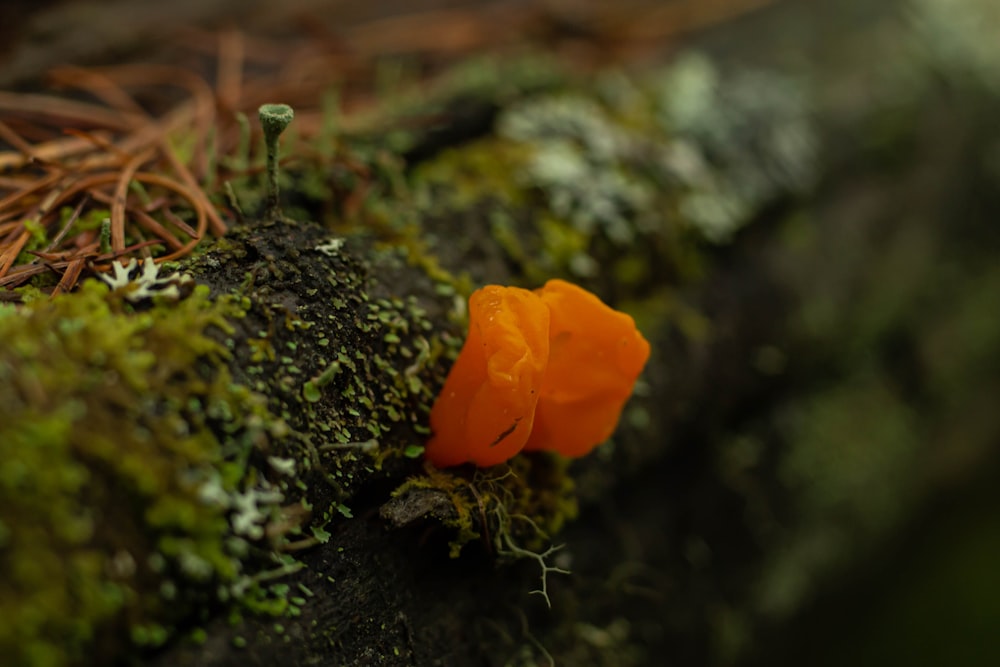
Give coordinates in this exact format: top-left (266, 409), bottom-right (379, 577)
top-left (920, 262), bottom-right (1000, 400)
top-left (912, 0), bottom-right (1000, 92)
top-left (413, 139), bottom-right (535, 209)
top-left (779, 374), bottom-right (918, 527)
top-left (0, 279), bottom-right (290, 666)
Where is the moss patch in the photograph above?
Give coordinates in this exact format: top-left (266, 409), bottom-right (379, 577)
top-left (0, 280), bottom-right (288, 666)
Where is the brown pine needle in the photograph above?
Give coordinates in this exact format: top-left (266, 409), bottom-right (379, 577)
top-left (0, 119), bottom-right (41, 160)
top-left (0, 230), bottom-right (30, 277)
top-left (51, 257), bottom-right (85, 297)
top-left (111, 149), bottom-right (156, 253)
top-left (0, 91), bottom-right (141, 131)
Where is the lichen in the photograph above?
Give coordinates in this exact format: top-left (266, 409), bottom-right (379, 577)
top-left (413, 54), bottom-right (816, 295)
top-left (183, 219), bottom-right (458, 483)
top-left (97, 257), bottom-right (194, 302)
top-left (653, 53), bottom-right (817, 242)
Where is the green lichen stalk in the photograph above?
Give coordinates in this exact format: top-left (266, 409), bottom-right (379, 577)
top-left (258, 104), bottom-right (295, 220)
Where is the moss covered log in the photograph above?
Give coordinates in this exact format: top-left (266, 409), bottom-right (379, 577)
top-left (4, 0), bottom-right (1000, 665)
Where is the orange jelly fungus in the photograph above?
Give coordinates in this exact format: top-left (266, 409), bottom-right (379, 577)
top-left (426, 279), bottom-right (650, 467)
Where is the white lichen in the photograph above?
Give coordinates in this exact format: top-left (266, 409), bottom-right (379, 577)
top-left (266, 456), bottom-right (297, 476)
top-left (315, 238), bottom-right (345, 256)
top-left (97, 258), bottom-right (194, 302)
top-left (197, 473), bottom-right (284, 541)
top-left (196, 474), bottom-right (230, 509)
top-left (177, 549), bottom-right (215, 581)
top-left (655, 53), bottom-right (817, 242)
top-left (229, 484), bottom-right (284, 540)
top-left (499, 96), bottom-right (651, 246)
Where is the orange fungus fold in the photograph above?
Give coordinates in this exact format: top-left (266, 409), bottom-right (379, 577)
top-left (524, 280), bottom-right (652, 458)
top-left (425, 279), bottom-right (650, 467)
top-left (426, 285), bottom-right (550, 467)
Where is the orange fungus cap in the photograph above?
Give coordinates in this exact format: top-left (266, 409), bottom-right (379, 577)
top-left (426, 280), bottom-right (650, 467)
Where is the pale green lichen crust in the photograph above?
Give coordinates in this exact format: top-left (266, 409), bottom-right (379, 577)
top-left (413, 53), bottom-right (816, 293)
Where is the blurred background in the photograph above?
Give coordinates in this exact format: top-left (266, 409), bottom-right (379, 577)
top-left (2, 0), bottom-right (999, 665)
